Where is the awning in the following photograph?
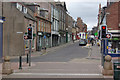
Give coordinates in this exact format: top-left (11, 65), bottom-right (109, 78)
top-left (108, 38), bottom-right (119, 41)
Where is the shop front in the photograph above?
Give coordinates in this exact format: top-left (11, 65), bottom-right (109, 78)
top-left (108, 38), bottom-right (120, 56)
top-left (46, 33), bottom-right (51, 48)
top-left (37, 32), bottom-right (43, 51)
top-left (52, 34), bottom-right (59, 47)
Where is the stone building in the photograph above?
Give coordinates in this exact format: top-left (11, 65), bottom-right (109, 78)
top-left (55, 2), bottom-right (67, 45)
top-left (50, 2), bottom-right (59, 47)
top-left (3, 2), bottom-right (37, 56)
top-left (65, 13), bottom-right (73, 42)
top-left (26, 2), bottom-right (52, 51)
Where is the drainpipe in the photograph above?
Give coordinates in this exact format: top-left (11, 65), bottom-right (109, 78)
top-left (0, 16), bottom-right (3, 60)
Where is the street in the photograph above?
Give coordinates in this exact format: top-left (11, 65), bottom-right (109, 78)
top-left (11, 41), bottom-right (89, 62)
top-left (2, 41), bottom-right (108, 79)
top-left (1, 1), bottom-right (120, 80)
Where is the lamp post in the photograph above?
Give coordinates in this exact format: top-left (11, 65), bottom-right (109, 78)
top-left (66, 28), bottom-right (68, 43)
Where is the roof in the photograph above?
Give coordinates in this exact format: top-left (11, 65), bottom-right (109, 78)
top-left (55, 2), bottom-right (67, 11)
top-left (24, 2), bottom-right (40, 7)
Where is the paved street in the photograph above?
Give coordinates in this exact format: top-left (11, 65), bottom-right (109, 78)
top-left (32, 42), bottom-right (88, 62)
top-left (10, 41), bottom-right (89, 62)
top-left (2, 41), bottom-right (111, 79)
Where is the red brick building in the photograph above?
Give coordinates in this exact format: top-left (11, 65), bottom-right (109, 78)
top-left (106, 2), bottom-right (120, 32)
top-left (76, 17), bottom-right (87, 33)
top-left (98, 1), bottom-right (120, 54)
top-left (76, 17), bottom-right (84, 32)
top-left (106, 1), bottom-right (120, 54)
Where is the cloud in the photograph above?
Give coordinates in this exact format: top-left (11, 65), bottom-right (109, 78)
top-left (65, 1), bottom-right (107, 30)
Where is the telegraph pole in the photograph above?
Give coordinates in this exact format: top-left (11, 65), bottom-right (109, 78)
top-left (29, 40), bottom-right (31, 66)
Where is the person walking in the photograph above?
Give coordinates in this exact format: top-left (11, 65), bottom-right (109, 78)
top-left (92, 40), bottom-right (94, 46)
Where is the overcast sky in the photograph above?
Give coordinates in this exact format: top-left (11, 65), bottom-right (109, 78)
top-left (55, 0), bottom-right (107, 30)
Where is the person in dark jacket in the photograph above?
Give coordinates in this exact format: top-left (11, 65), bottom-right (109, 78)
top-left (92, 40), bottom-right (94, 46)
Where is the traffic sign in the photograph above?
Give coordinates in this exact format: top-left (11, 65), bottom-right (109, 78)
top-left (106, 33), bottom-right (112, 39)
top-left (23, 34), bottom-right (28, 40)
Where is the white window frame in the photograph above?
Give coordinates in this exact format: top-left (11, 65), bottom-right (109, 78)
top-left (16, 3), bottom-right (22, 11)
top-left (23, 7), bottom-right (27, 14)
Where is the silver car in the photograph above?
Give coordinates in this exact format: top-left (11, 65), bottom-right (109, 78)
top-left (79, 39), bottom-right (87, 46)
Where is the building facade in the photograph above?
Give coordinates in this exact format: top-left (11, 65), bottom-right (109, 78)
top-left (50, 2), bottom-right (59, 47)
top-left (66, 13), bottom-right (73, 42)
top-left (3, 2), bottom-right (37, 56)
top-left (98, 1), bottom-right (120, 54)
top-left (56, 2), bottom-right (67, 45)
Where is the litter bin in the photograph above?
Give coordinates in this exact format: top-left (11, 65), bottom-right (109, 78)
top-left (113, 61), bottom-right (120, 80)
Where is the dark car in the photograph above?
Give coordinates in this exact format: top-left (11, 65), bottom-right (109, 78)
top-left (79, 39), bottom-right (87, 46)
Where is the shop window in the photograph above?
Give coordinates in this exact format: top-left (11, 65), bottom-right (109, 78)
top-left (38, 20), bottom-right (40, 31)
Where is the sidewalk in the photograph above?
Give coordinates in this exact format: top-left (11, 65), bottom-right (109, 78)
top-left (82, 44), bottom-right (113, 79)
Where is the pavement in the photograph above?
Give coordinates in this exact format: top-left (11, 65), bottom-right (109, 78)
top-left (1, 41), bottom-right (114, 79)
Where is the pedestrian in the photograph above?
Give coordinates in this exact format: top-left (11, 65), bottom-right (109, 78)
top-left (92, 40), bottom-right (94, 46)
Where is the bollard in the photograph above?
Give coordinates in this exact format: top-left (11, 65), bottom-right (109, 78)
top-left (2, 56), bottom-right (13, 75)
top-left (102, 55), bottom-right (113, 75)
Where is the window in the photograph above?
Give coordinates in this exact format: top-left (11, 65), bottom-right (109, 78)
top-left (33, 22), bottom-right (35, 27)
top-left (23, 7), bottom-right (27, 14)
top-left (38, 20), bottom-right (40, 31)
top-left (44, 22), bottom-right (46, 32)
top-left (37, 7), bottom-right (40, 14)
top-left (16, 3), bottom-right (22, 11)
top-left (41, 21), bottom-right (44, 31)
top-left (54, 20), bottom-right (55, 31)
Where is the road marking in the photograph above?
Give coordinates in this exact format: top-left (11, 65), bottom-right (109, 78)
top-left (12, 73), bottom-right (102, 76)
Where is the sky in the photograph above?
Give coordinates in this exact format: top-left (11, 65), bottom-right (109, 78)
top-left (55, 0), bottom-right (107, 30)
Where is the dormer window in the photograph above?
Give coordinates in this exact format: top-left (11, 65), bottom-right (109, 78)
top-left (23, 7), bottom-right (27, 14)
top-left (16, 3), bottom-right (27, 14)
top-left (16, 3), bottom-right (22, 11)
top-left (37, 6), bottom-right (40, 14)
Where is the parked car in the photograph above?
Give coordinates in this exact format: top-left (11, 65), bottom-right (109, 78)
top-left (79, 39), bottom-right (87, 46)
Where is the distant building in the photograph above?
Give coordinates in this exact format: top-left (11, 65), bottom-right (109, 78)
top-left (66, 13), bottom-right (74, 42)
top-left (91, 26), bottom-right (98, 36)
top-left (76, 17), bottom-right (87, 33)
